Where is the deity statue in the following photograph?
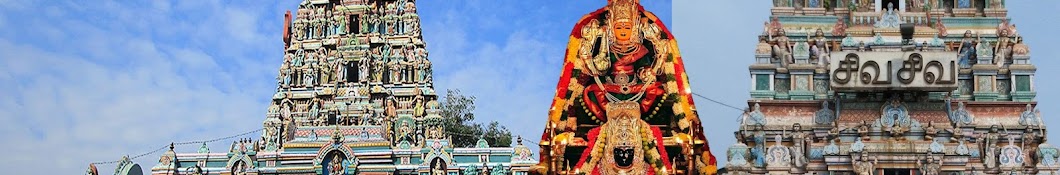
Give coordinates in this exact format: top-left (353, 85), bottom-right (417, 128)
top-left (874, 3), bottom-right (902, 28)
top-left (430, 159), bottom-right (446, 175)
top-left (984, 125), bottom-right (1001, 168)
top-left (917, 156), bottom-right (942, 175)
top-left (957, 30), bottom-right (976, 68)
top-left (1023, 127), bottom-right (1041, 167)
top-left (320, 52), bottom-right (333, 85)
top-left (388, 47), bottom-right (403, 84)
top-left (329, 154), bottom-right (345, 175)
top-left (748, 103), bottom-right (766, 126)
top-left (415, 47), bottom-right (430, 83)
top-left (233, 161), bottom-right (248, 175)
top-left (852, 152), bottom-right (876, 175)
top-left (771, 29), bottom-right (794, 66)
top-left (413, 90), bottom-right (426, 117)
top-left (957, 139), bottom-right (971, 155)
top-left (303, 68), bottom-right (316, 88)
top-left (281, 54), bottom-right (293, 87)
top-left (755, 36), bottom-right (772, 55)
top-left (335, 58), bottom-right (346, 85)
top-left (809, 28), bottom-right (830, 67)
top-left (832, 18), bottom-right (847, 36)
top-left (849, 137), bottom-right (866, 153)
top-left (995, 28), bottom-right (1013, 67)
top-left (542, 0), bottom-right (717, 174)
top-left (385, 97), bottom-right (397, 118)
top-left (750, 124), bottom-right (767, 168)
top-left (926, 122), bottom-right (941, 141)
top-left (1011, 35), bottom-right (1029, 56)
top-left (309, 98), bottom-right (321, 122)
top-left (881, 97), bottom-right (911, 139)
top-left (788, 123), bottom-right (809, 168)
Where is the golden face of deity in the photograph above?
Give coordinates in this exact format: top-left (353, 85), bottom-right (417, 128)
top-left (607, 0), bottom-right (640, 49)
top-left (613, 20), bottom-right (635, 43)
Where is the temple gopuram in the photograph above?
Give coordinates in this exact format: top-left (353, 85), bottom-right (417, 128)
top-left (105, 1), bottom-right (538, 175)
top-left (723, 0), bottom-right (1050, 175)
top-left (532, 0), bottom-right (718, 174)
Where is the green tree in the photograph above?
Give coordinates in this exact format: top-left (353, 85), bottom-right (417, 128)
top-left (439, 89), bottom-right (513, 147)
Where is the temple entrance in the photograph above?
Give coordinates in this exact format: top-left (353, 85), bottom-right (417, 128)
top-left (882, 169), bottom-right (912, 175)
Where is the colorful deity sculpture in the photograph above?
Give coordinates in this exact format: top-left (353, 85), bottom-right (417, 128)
top-left (538, 0), bottom-right (717, 174)
top-left (957, 30), bottom-right (976, 68)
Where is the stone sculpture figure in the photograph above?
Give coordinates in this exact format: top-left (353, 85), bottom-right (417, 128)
top-left (748, 103), bottom-right (767, 125)
top-left (334, 59), bottom-right (346, 85)
top-left (985, 125), bottom-right (1001, 168)
top-left (851, 137), bottom-right (865, 153)
top-left (281, 54), bottom-right (293, 87)
top-left (874, 3), bottom-right (902, 28)
top-left (309, 99), bottom-right (320, 123)
top-left (995, 29), bottom-right (1013, 67)
top-left (1023, 127), bottom-right (1040, 167)
top-left (303, 68), bottom-right (316, 88)
top-left (815, 101), bottom-right (835, 125)
top-left (388, 49), bottom-right (403, 84)
top-left (917, 156), bottom-right (942, 175)
top-left (957, 139), bottom-right (971, 155)
top-left (788, 123), bottom-right (809, 168)
top-left (832, 18), bottom-right (847, 37)
top-left (823, 139), bottom-right (839, 155)
top-left (810, 29), bottom-right (830, 67)
top-left (358, 58), bottom-right (369, 83)
top-left (771, 29), bottom-right (794, 66)
top-left (958, 30), bottom-right (976, 68)
top-left (852, 152), bottom-right (876, 175)
top-left (320, 52), bottom-right (333, 85)
top-left (1012, 36), bottom-right (1029, 56)
top-left (751, 124), bottom-right (767, 167)
top-left (329, 154), bottom-right (345, 175)
top-left (415, 47), bottom-right (429, 83)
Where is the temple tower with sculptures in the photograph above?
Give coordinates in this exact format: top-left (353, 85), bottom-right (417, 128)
top-left (83, 1), bottom-right (536, 175)
top-left (724, 0), bottom-right (1050, 175)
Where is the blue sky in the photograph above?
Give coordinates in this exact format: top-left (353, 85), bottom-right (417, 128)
top-left (0, 0), bottom-right (669, 174)
top-left (0, 0), bottom-right (1056, 174)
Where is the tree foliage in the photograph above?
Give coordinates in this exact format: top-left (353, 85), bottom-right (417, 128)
top-left (440, 89), bottom-right (512, 147)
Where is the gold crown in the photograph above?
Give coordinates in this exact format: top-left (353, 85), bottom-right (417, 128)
top-left (608, 0), bottom-right (639, 23)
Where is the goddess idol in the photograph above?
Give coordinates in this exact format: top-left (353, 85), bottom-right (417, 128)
top-left (536, 0), bottom-right (717, 174)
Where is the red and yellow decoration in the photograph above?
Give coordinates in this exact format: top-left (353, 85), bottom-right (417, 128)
top-left (535, 0), bottom-right (717, 174)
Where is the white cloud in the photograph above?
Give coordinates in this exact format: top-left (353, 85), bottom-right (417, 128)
top-left (0, 1), bottom-right (286, 174)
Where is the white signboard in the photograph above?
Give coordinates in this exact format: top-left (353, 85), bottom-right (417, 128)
top-left (828, 51), bottom-right (958, 91)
